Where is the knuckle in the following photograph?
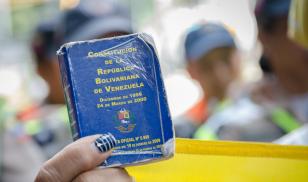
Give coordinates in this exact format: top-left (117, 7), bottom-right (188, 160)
top-left (35, 165), bottom-right (61, 182)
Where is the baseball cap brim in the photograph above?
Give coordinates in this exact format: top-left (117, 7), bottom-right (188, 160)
top-left (187, 31), bottom-right (235, 61)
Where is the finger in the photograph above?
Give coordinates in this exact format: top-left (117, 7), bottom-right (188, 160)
top-left (35, 133), bottom-right (117, 182)
top-left (73, 168), bottom-right (134, 182)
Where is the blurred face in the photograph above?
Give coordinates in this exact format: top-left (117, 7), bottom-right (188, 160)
top-left (37, 58), bottom-right (65, 104)
top-left (187, 47), bottom-right (238, 100)
top-left (258, 17), bottom-right (308, 94)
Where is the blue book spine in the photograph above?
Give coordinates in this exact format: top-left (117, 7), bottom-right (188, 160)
top-left (58, 48), bottom-right (80, 140)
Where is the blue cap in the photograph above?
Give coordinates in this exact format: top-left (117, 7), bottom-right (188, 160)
top-left (184, 23), bottom-right (235, 61)
top-left (255, 0), bottom-right (290, 18)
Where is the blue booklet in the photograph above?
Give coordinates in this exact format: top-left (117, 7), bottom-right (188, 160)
top-left (57, 33), bottom-right (174, 167)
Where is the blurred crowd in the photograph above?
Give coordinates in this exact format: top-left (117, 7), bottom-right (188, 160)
top-left (0, 0), bottom-right (307, 181)
top-left (175, 0), bottom-right (308, 143)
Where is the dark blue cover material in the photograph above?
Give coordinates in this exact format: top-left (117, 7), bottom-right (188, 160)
top-left (57, 33), bottom-right (174, 167)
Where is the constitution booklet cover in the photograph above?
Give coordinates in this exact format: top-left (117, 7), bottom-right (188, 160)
top-left (57, 33), bottom-right (174, 167)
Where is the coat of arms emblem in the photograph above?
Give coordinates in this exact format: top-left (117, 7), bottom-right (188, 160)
top-left (115, 108), bottom-right (136, 133)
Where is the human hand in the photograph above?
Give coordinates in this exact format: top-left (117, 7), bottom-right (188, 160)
top-left (35, 134), bottom-right (133, 182)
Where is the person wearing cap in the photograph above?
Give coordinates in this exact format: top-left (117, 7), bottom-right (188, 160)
top-left (179, 22), bottom-right (244, 139)
top-left (174, 22), bottom-right (239, 138)
top-left (178, 22), bottom-right (286, 142)
top-left (253, 0), bottom-right (308, 144)
top-left (184, 23), bottom-right (239, 105)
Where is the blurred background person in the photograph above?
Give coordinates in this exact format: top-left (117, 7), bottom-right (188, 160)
top-left (255, 0), bottom-right (308, 123)
top-left (210, 0), bottom-right (308, 143)
top-left (174, 22), bottom-right (239, 138)
top-left (175, 22), bottom-right (267, 140)
top-left (1, 0), bottom-right (133, 181)
top-left (254, 0), bottom-right (308, 144)
top-left (29, 0), bottom-right (133, 158)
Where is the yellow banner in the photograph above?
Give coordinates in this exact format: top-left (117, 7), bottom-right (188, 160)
top-left (127, 138), bottom-right (308, 182)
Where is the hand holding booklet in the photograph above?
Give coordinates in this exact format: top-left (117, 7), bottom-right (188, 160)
top-left (57, 33), bottom-right (174, 167)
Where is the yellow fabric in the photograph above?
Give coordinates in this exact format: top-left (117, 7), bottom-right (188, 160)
top-left (127, 138), bottom-right (308, 182)
top-left (288, 0), bottom-right (308, 48)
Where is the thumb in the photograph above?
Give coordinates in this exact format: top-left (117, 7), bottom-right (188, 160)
top-left (35, 133), bottom-right (117, 182)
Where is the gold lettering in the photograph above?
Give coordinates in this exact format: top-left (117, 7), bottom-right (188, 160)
top-left (97, 69), bottom-right (103, 75)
